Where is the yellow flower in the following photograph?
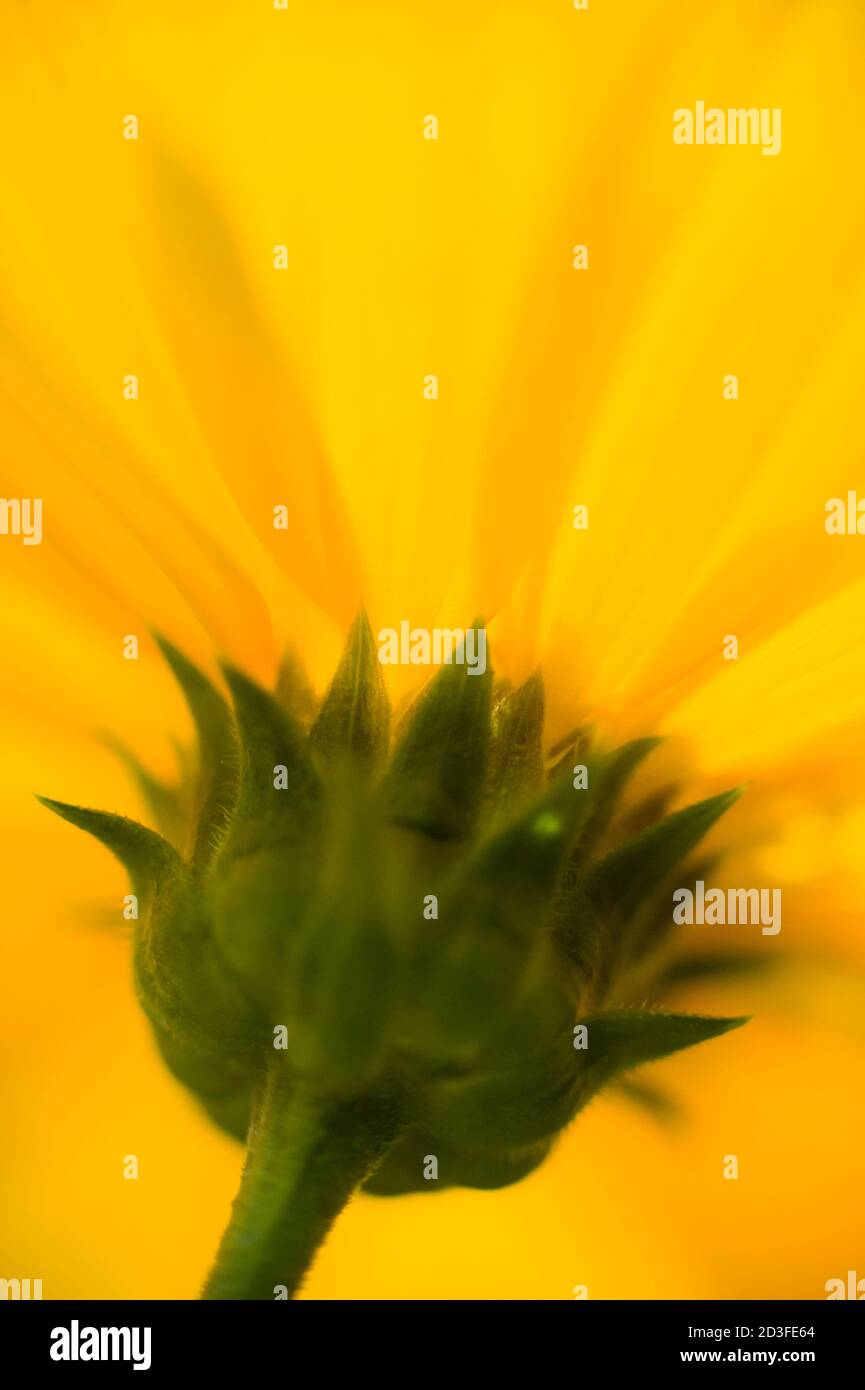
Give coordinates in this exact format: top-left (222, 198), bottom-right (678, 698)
top-left (1, 0), bottom-right (864, 1299)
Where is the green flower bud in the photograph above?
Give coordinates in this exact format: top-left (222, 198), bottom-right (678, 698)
top-left (39, 612), bottom-right (748, 1298)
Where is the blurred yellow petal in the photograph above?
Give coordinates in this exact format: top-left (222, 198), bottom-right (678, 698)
top-left (2, 0), bottom-right (864, 1303)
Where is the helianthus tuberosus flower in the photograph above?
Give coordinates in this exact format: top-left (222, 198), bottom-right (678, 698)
top-left (2, 0), bottom-right (865, 1303)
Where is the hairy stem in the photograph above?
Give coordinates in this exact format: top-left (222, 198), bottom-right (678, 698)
top-left (202, 1061), bottom-right (402, 1300)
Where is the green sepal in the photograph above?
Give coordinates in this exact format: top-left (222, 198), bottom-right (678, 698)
top-left (382, 622), bottom-right (492, 842)
top-left (423, 983), bottom-right (582, 1151)
top-left (545, 726), bottom-right (590, 782)
top-left (100, 734), bottom-right (189, 849)
top-left (586, 787), bottom-right (743, 925)
top-left (618, 852), bottom-right (723, 975)
top-left (484, 670), bottom-right (545, 824)
top-left (310, 611), bottom-right (389, 774)
top-left (426, 1006), bottom-right (747, 1152)
top-left (461, 756), bottom-right (599, 926)
top-left (132, 868), bottom-right (266, 1064)
top-left (218, 664), bottom-right (321, 856)
top-left (574, 737), bottom-right (661, 862)
top-left (274, 649), bottom-right (317, 725)
top-left (364, 1126), bottom-right (552, 1195)
top-left (572, 1009), bottom-right (749, 1096)
top-left (550, 882), bottom-right (606, 1007)
top-left (147, 1016), bottom-right (259, 1142)
top-left (286, 780), bottom-right (398, 1087)
top-left (410, 765), bottom-right (597, 1054)
top-left (36, 798), bottom-right (182, 904)
top-left (37, 796), bottom-right (264, 1056)
top-left (206, 667), bottom-right (325, 1014)
top-left (154, 636), bottom-right (239, 872)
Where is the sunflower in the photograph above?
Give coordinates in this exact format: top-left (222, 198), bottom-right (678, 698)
top-left (1, 0), bottom-right (864, 1300)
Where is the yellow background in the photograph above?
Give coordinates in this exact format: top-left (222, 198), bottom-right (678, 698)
top-left (1, 1), bottom-right (864, 1298)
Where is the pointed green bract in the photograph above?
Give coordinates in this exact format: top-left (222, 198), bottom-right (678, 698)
top-left (411, 767), bottom-right (596, 1053)
top-left (100, 736), bottom-right (189, 849)
top-left (154, 636), bottom-right (238, 871)
top-left (549, 744), bottom-right (660, 1005)
top-left (37, 798), bottom-right (182, 900)
top-left (485, 671), bottom-right (545, 822)
top-left (586, 787), bottom-right (743, 924)
top-left (36, 798), bottom-right (262, 1061)
top-left (310, 611), bottom-right (389, 772)
top-left (219, 664), bottom-right (321, 855)
top-left (545, 726), bottom-right (589, 782)
top-left (551, 882), bottom-right (606, 1006)
top-left (205, 666), bottom-right (325, 1015)
top-left (427, 1006), bottom-right (746, 1151)
top-left (382, 623), bottom-right (492, 842)
top-left (274, 648), bottom-right (317, 725)
top-left (461, 760), bottom-right (599, 929)
top-left (576, 736), bottom-right (661, 860)
top-left (574, 1009), bottom-right (749, 1093)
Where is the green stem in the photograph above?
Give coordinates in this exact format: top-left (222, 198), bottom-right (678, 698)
top-left (202, 1061), bottom-right (402, 1300)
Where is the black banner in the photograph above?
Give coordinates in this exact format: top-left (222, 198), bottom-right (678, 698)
top-left (1, 1299), bottom-right (859, 1374)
